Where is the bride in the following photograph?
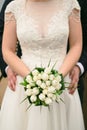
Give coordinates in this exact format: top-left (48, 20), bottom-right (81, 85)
top-left (0, 0), bottom-right (85, 129)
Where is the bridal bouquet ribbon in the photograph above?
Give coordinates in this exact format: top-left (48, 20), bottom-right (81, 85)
top-left (20, 63), bottom-right (66, 109)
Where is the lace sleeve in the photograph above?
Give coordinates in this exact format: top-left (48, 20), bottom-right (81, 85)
top-left (5, 13), bottom-right (16, 24)
top-left (69, 0), bottom-right (81, 22)
top-left (5, 1), bottom-right (16, 24)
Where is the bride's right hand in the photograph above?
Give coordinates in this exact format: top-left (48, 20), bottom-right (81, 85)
top-left (6, 67), bottom-right (17, 91)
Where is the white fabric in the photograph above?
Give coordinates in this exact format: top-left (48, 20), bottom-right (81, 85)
top-left (0, 0), bottom-right (85, 130)
top-left (76, 62), bottom-right (84, 75)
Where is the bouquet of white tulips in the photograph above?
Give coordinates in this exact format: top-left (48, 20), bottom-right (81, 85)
top-left (20, 64), bottom-right (66, 109)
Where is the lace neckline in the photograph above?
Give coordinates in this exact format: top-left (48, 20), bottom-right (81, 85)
top-left (20, 0), bottom-right (65, 39)
top-left (21, 9), bottom-right (63, 39)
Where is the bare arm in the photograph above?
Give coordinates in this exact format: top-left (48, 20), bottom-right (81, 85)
top-left (2, 13), bottom-right (30, 78)
top-left (59, 10), bottom-right (82, 77)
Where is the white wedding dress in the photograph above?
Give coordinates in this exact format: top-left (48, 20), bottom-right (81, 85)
top-left (0, 0), bottom-right (85, 130)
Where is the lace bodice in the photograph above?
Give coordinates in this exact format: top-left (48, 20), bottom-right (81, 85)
top-left (5, 0), bottom-right (80, 70)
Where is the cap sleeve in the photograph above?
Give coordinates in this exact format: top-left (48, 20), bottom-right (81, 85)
top-left (69, 0), bottom-right (81, 22)
top-left (72, 0), bottom-right (80, 9)
top-left (5, 1), bottom-right (17, 23)
top-left (5, 1), bottom-right (16, 13)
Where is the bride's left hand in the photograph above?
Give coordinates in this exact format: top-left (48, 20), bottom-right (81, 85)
top-left (69, 66), bottom-right (80, 94)
top-left (68, 81), bottom-right (78, 94)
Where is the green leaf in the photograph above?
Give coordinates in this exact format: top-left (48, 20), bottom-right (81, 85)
top-left (51, 60), bottom-right (58, 70)
top-left (20, 97), bottom-right (28, 104)
top-left (51, 69), bottom-right (58, 74)
top-left (20, 82), bottom-right (27, 86)
top-left (47, 58), bottom-right (51, 67)
top-left (26, 104), bottom-right (32, 111)
top-left (35, 67), bottom-right (45, 72)
top-left (56, 100), bottom-right (59, 104)
top-left (60, 98), bottom-right (65, 104)
top-left (56, 90), bottom-right (63, 95)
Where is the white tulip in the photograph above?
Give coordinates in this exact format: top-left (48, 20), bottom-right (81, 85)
top-left (48, 86), bottom-right (56, 93)
top-left (46, 80), bottom-right (51, 86)
top-left (26, 75), bottom-right (32, 83)
top-left (41, 83), bottom-right (46, 89)
top-left (41, 73), bottom-right (49, 81)
top-left (32, 69), bottom-right (39, 76)
top-left (45, 97), bottom-right (52, 104)
top-left (33, 76), bottom-right (38, 81)
top-left (47, 93), bottom-right (53, 98)
top-left (30, 95), bottom-right (37, 102)
top-left (44, 67), bottom-right (51, 74)
top-left (25, 89), bottom-right (32, 96)
top-left (56, 75), bottom-right (62, 82)
top-left (52, 80), bottom-right (58, 86)
top-left (43, 89), bottom-right (48, 95)
top-left (56, 83), bottom-right (62, 90)
top-left (36, 80), bottom-right (42, 86)
top-left (59, 83), bottom-right (62, 88)
top-left (26, 84), bottom-right (31, 89)
top-left (32, 87), bottom-right (39, 95)
top-left (37, 74), bottom-right (42, 80)
top-left (39, 94), bottom-right (45, 101)
top-left (49, 74), bottom-right (55, 80)
top-left (29, 82), bottom-right (35, 87)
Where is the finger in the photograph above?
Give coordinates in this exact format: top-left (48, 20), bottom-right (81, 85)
top-left (68, 80), bottom-right (75, 89)
top-left (69, 82), bottom-right (78, 94)
top-left (69, 81), bottom-right (78, 89)
top-left (69, 74), bottom-right (78, 88)
top-left (8, 81), bottom-right (14, 91)
top-left (8, 74), bottom-right (17, 83)
top-left (70, 69), bottom-right (79, 83)
top-left (69, 87), bottom-right (77, 94)
top-left (12, 75), bottom-right (17, 86)
top-left (69, 70), bottom-right (74, 79)
top-left (8, 79), bottom-right (16, 91)
top-left (8, 74), bottom-right (17, 87)
top-left (11, 79), bottom-right (16, 91)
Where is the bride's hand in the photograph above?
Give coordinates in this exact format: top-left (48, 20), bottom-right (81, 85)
top-left (7, 67), bottom-right (17, 91)
top-left (68, 66), bottom-right (80, 94)
top-left (7, 67), bottom-right (30, 91)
